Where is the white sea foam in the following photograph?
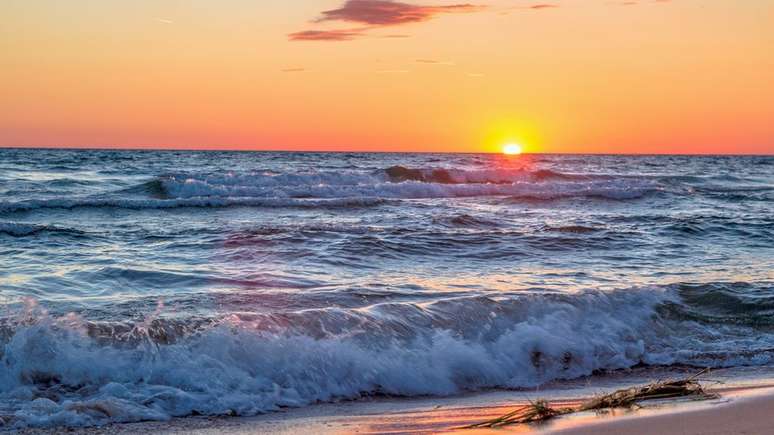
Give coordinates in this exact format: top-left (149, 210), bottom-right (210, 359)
top-left (156, 168), bottom-right (640, 201)
top-left (161, 176), bottom-right (655, 201)
top-left (0, 168), bottom-right (661, 213)
top-left (2, 288), bottom-right (771, 428)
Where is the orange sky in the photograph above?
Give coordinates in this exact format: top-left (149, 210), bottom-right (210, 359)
top-left (1, 0), bottom-right (772, 154)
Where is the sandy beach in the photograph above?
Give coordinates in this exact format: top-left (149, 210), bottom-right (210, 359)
top-left (10, 372), bottom-right (774, 435)
top-left (550, 387), bottom-right (774, 435)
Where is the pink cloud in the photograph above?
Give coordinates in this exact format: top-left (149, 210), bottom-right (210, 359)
top-left (291, 0), bottom-right (484, 41)
top-left (288, 28), bottom-right (368, 41)
top-left (316, 0), bottom-right (483, 25)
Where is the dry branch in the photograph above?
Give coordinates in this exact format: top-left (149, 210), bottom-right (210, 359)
top-left (464, 369), bottom-right (716, 429)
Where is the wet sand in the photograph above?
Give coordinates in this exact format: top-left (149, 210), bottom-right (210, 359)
top-left (11, 382), bottom-right (774, 434)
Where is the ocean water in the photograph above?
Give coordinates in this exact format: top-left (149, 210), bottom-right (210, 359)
top-left (0, 148), bottom-right (772, 428)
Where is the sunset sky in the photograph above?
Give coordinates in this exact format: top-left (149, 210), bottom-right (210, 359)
top-left (1, 0), bottom-right (772, 154)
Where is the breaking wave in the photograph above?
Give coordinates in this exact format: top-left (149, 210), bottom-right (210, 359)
top-left (2, 283), bottom-right (774, 428)
top-left (0, 167), bottom-right (663, 212)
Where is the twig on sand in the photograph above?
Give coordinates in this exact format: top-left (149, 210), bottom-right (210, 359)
top-left (463, 369), bottom-right (717, 429)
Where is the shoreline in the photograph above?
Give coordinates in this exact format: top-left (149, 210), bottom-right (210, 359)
top-left (10, 368), bottom-right (774, 434)
top-left (549, 385), bottom-right (774, 435)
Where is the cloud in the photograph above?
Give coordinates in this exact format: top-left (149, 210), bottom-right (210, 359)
top-left (316, 0), bottom-right (483, 25)
top-left (288, 28), bottom-right (367, 41)
top-left (291, 1), bottom-right (484, 41)
top-left (281, 68), bottom-right (306, 73)
top-left (416, 59), bottom-right (455, 65)
top-left (498, 3), bottom-right (558, 15)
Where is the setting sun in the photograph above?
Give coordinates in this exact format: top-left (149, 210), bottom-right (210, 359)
top-left (503, 144), bottom-right (523, 155)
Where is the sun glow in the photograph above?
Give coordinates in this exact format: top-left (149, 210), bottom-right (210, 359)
top-left (503, 144), bottom-right (523, 155)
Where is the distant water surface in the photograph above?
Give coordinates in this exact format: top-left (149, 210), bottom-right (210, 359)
top-left (1, 149), bottom-right (772, 427)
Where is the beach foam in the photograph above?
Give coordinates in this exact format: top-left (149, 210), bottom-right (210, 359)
top-left (3, 286), bottom-right (774, 428)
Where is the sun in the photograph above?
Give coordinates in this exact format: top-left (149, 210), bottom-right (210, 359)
top-left (502, 144), bottom-right (523, 155)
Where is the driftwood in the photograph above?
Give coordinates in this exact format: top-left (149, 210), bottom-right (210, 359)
top-left (465, 369), bottom-right (716, 429)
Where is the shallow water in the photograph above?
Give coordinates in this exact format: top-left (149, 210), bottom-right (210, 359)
top-left (1, 149), bottom-right (772, 427)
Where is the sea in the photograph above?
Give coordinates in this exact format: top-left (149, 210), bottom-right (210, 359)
top-left (0, 148), bottom-right (772, 428)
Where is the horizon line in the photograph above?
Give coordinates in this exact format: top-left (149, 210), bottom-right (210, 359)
top-left (0, 145), bottom-right (772, 157)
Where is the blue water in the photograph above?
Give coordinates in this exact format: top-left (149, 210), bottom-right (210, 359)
top-left (1, 149), bottom-right (773, 427)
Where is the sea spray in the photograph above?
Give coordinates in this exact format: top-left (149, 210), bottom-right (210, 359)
top-left (3, 287), bottom-right (774, 427)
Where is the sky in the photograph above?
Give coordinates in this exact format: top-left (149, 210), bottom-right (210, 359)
top-left (1, 0), bottom-right (772, 154)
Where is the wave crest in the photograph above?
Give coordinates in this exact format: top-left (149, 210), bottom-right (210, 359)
top-left (3, 285), bottom-right (774, 428)
top-left (0, 222), bottom-right (83, 237)
top-left (0, 167), bottom-right (662, 213)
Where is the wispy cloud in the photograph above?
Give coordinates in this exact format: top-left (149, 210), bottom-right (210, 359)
top-left (155, 18), bottom-right (174, 24)
top-left (498, 3), bottom-right (558, 15)
top-left (288, 28), bottom-right (368, 41)
top-left (416, 59), bottom-right (456, 65)
top-left (281, 68), bottom-right (307, 73)
top-left (291, 0), bottom-right (484, 42)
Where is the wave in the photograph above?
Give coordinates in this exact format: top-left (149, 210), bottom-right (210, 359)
top-left (0, 222), bottom-right (84, 237)
top-left (0, 167), bottom-right (663, 212)
top-left (72, 267), bottom-right (325, 291)
top-left (432, 214), bottom-right (502, 228)
top-left (0, 197), bottom-right (394, 213)
top-left (156, 167), bottom-right (657, 202)
top-left (383, 166), bottom-right (588, 184)
top-left (2, 283), bottom-right (774, 428)
top-left (544, 225), bottom-right (600, 234)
